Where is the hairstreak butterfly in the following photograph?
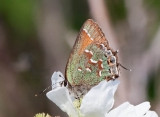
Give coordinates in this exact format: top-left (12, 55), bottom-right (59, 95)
top-left (65, 19), bottom-right (119, 98)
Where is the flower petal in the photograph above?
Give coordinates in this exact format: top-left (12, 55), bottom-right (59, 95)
top-left (46, 87), bottom-right (78, 117)
top-left (135, 102), bottom-right (150, 116)
top-left (106, 102), bottom-right (158, 117)
top-left (105, 102), bottom-right (132, 117)
top-left (80, 80), bottom-right (119, 117)
top-left (144, 111), bottom-right (159, 117)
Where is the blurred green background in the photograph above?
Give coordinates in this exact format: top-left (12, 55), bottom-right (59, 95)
top-left (0, 0), bottom-right (159, 117)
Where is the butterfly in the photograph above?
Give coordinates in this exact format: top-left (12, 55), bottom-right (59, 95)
top-left (64, 19), bottom-right (119, 98)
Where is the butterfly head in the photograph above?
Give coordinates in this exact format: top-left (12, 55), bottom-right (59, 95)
top-left (51, 71), bottom-right (65, 89)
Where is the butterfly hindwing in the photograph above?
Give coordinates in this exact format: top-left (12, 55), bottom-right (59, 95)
top-left (65, 19), bottom-right (118, 86)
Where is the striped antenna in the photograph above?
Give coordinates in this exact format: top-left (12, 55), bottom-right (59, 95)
top-left (35, 85), bottom-right (52, 97)
top-left (35, 81), bottom-right (65, 97)
top-left (118, 63), bottom-right (131, 71)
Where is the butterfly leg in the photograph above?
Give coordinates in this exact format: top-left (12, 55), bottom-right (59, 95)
top-left (106, 76), bottom-right (113, 81)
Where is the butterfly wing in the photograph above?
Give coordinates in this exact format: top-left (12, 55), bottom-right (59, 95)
top-left (65, 19), bottom-right (118, 86)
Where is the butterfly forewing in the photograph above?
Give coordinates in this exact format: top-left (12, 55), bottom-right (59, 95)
top-left (66, 19), bottom-right (118, 87)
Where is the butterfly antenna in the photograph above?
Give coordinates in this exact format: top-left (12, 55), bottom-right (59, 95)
top-left (35, 85), bottom-right (52, 97)
top-left (35, 81), bottom-right (65, 97)
top-left (118, 63), bottom-right (131, 71)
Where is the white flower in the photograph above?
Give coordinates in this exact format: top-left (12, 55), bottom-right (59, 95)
top-left (46, 71), bottom-right (158, 117)
top-left (105, 102), bottom-right (158, 117)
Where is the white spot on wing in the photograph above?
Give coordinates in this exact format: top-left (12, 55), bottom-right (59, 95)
top-left (83, 28), bottom-right (87, 33)
top-left (99, 59), bottom-right (102, 61)
top-left (90, 51), bottom-right (93, 55)
top-left (99, 71), bottom-right (102, 76)
top-left (84, 49), bottom-right (93, 55)
top-left (88, 33), bottom-right (91, 37)
top-left (90, 38), bottom-right (93, 40)
top-left (112, 76), bottom-right (115, 79)
top-left (101, 63), bottom-right (103, 68)
top-left (86, 68), bottom-right (91, 72)
top-left (78, 68), bottom-right (82, 72)
top-left (100, 44), bottom-right (105, 48)
top-left (90, 59), bottom-right (98, 64)
top-left (83, 28), bottom-right (93, 41)
top-left (85, 49), bottom-right (90, 53)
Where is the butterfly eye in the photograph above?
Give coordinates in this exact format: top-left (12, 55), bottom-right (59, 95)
top-left (100, 44), bottom-right (105, 49)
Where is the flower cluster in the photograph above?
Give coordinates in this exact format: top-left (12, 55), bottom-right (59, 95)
top-left (34, 113), bottom-right (51, 117)
top-left (46, 71), bottom-right (158, 117)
